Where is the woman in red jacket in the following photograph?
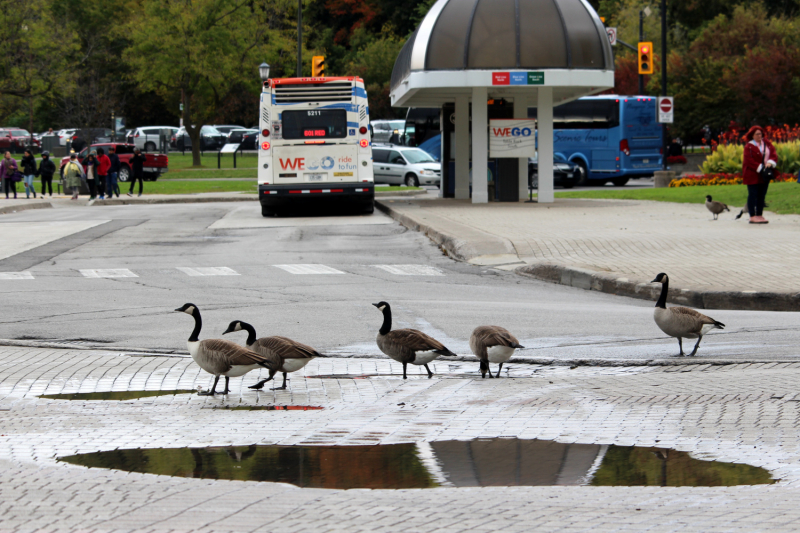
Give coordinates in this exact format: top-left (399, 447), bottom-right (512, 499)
top-left (741, 126), bottom-right (777, 224)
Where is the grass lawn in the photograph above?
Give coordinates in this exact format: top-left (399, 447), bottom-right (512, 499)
top-left (555, 181), bottom-right (800, 215)
top-left (165, 152), bottom-right (258, 170)
top-left (141, 180), bottom-right (257, 195)
top-left (161, 168), bottom-right (255, 180)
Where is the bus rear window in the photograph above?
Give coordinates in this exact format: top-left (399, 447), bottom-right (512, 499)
top-left (282, 110), bottom-right (348, 139)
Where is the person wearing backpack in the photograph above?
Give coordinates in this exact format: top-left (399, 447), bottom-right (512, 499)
top-left (96, 147), bottom-right (111, 200)
top-left (1, 151), bottom-right (18, 199)
top-left (20, 150), bottom-right (37, 199)
top-left (63, 153), bottom-right (85, 200)
top-left (37, 151), bottom-right (56, 197)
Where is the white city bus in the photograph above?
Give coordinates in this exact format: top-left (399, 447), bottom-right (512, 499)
top-left (258, 76), bottom-right (374, 216)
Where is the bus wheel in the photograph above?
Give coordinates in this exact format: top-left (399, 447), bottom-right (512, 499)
top-left (575, 161), bottom-right (590, 186)
top-left (361, 202), bottom-right (374, 215)
top-left (261, 205), bottom-right (275, 217)
top-left (611, 177), bottom-right (629, 186)
top-left (405, 174), bottom-right (419, 187)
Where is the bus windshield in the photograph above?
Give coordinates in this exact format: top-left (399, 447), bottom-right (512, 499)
top-left (403, 149), bottom-right (435, 164)
top-left (282, 109), bottom-right (348, 139)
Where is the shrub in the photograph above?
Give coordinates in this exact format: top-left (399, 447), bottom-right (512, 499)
top-left (700, 141), bottom-right (800, 175)
top-left (669, 172), bottom-right (797, 187)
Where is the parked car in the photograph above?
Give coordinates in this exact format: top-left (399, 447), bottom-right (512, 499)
top-left (126, 126), bottom-right (178, 152)
top-left (57, 128), bottom-right (78, 146)
top-left (175, 125), bottom-right (227, 150)
top-left (370, 120), bottom-right (407, 144)
top-left (212, 125), bottom-right (246, 137)
top-left (528, 153), bottom-right (581, 189)
top-left (4, 128), bottom-right (40, 151)
top-left (227, 128), bottom-right (256, 146)
top-left (240, 130), bottom-right (258, 150)
top-left (372, 145), bottom-right (441, 187)
top-left (59, 143), bottom-right (168, 182)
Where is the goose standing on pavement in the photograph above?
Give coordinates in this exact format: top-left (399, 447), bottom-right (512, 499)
top-left (469, 326), bottom-right (525, 378)
top-left (372, 301), bottom-right (457, 379)
top-left (705, 195), bottom-right (730, 220)
top-left (650, 274), bottom-right (725, 356)
top-left (175, 303), bottom-right (278, 395)
top-left (222, 320), bottom-right (323, 390)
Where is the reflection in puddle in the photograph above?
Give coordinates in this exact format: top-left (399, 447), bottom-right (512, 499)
top-left (39, 390), bottom-right (196, 401)
top-left (207, 406), bottom-right (323, 411)
top-left (58, 438), bottom-right (774, 488)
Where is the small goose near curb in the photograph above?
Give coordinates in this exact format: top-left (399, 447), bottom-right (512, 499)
top-left (175, 303), bottom-right (278, 395)
top-left (222, 320), bottom-right (323, 390)
top-left (705, 195), bottom-right (730, 220)
top-left (650, 274), bottom-right (725, 356)
top-left (469, 326), bottom-right (525, 378)
top-left (373, 301), bottom-right (457, 379)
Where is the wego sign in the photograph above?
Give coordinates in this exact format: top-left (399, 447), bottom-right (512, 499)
top-left (489, 119), bottom-right (536, 157)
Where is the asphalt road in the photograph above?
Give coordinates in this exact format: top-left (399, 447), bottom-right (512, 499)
top-left (1, 201), bottom-right (798, 362)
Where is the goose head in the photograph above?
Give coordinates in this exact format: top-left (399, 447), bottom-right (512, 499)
top-left (372, 301), bottom-right (390, 313)
top-left (705, 195), bottom-right (712, 202)
top-left (175, 303), bottom-right (199, 316)
top-left (651, 273), bottom-right (669, 284)
top-left (222, 320), bottom-right (244, 335)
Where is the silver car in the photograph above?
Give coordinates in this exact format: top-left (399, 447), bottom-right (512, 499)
top-left (372, 146), bottom-right (441, 187)
top-left (127, 126), bottom-right (178, 152)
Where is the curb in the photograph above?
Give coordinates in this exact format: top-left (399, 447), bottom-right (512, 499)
top-left (0, 202), bottom-right (52, 215)
top-left (516, 263), bottom-right (800, 312)
top-left (91, 196), bottom-right (256, 206)
top-left (375, 189), bottom-right (428, 197)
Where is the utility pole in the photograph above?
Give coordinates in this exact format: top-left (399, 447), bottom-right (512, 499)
top-left (638, 10), bottom-right (644, 95)
top-left (661, 0), bottom-right (668, 171)
top-left (297, 0), bottom-right (302, 77)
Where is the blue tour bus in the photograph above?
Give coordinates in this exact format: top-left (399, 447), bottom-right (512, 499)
top-left (529, 95), bottom-right (663, 186)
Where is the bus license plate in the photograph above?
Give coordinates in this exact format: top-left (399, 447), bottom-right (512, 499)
top-left (643, 159), bottom-right (649, 163)
top-left (306, 173), bottom-right (324, 181)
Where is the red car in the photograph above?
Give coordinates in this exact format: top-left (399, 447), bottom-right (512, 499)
top-left (60, 143), bottom-right (168, 182)
top-left (4, 129), bottom-right (40, 152)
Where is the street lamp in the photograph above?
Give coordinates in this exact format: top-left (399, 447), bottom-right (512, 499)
top-left (259, 62), bottom-right (271, 82)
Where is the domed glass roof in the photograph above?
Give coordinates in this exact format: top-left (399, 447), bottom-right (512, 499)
top-left (391, 0), bottom-right (613, 93)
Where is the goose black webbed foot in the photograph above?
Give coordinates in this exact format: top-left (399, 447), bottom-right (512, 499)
top-left (248, 378), bottom-right (272, 390)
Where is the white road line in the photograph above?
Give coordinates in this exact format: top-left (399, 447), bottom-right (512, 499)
top-left (273, 264), bottom-right (345, 275)
top-left (176, 267), bottom-right (240, 277)
top-left (373, 265), bottom-right (445, 276)
top-left (0, 272), bottom-right (34, 280)
top-left (79, 269), bottom-right (138, 279)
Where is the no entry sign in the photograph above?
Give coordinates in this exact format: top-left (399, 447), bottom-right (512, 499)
top-left (658, 96), bottom-right (674, 123)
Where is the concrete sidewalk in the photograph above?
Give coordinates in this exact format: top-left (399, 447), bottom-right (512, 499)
top-left (376, 197), bottom-right (800, 311)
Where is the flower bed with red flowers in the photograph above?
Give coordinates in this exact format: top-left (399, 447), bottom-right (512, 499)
top-left (667, 155), bottom-right (687, 165)
top-left (669, 173), bottom-right (797, 187)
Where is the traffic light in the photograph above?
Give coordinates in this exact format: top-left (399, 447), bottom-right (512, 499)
top-left (312, 56), bottom-right (325, 77)
top-left (638, 42), bottom-right (654, 75)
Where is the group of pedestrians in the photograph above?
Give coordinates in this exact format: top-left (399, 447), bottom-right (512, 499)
top-left (1, 150), bottom-right (55, 199)
top-left (80, 147), bottom-right (123, 200)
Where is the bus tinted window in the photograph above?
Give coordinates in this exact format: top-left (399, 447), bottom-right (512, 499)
top-left (282, 109), bottom-right (348, 139)
top-left (530, 100), bottom-right (620, 129)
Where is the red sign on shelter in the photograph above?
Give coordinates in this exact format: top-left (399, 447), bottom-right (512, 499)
top-left (492, 72), bottom-right (510, 85)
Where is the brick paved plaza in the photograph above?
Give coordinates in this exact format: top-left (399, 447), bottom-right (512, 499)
top-left (3, 346), bottom-right (800, 532)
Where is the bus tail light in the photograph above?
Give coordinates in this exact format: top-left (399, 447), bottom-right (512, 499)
top-left (261, 141), bottom-right (271, 150)
top-left (620, 139), bottom-right (630, 156)
top-left (359, 139), bottom-right (369, 148)
top-left (262, 129), bottom-right (270, 137)
top-left (359, 126), bottom-right (367, 134)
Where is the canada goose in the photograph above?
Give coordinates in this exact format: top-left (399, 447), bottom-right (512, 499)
top-left (650, 274), bottom-right (725, 356)
top-left (469, 326), bottom-right (525, 378)
top-left (222, 320), bottom-right (323, 390)
top-left (705, 195), bottom-right (730, 220)
top-left (174, 303), bottom-right (277, 395)
top-left (372, 301), bottom-right (457, 379)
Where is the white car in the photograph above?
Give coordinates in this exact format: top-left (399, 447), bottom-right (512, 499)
top-left (372, 146), bottom-right (441, 187)
top-left (57, 128), bottom-right (78, 146)
top-left (127, 126), bottom-right (178, 152)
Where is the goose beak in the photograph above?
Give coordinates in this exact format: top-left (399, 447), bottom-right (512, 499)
top-left (372, 303), bottom-right (380, 308)
top-left (174, 307), bottom-right (183, 312)
top-left (650, 278), bottom-right (660, 284)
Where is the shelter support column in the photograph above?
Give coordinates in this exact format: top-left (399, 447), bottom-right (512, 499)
top-left (471, 87), bottom-right (488, 204)
top-left (514, 94), bottom-right (529, 200)
top-left (537, 87), bottom-right (554, 203)
top-left (454, 95), bottom-right (470, 200)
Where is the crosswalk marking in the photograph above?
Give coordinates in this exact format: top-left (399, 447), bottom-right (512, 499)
top-left (373, 265), bottom-right (445, 276)
top-left (80, 269), bottom-right (138, 279)
top-left (0, 272), bottom-right (34, 280)
top-left (176, 267), bottom-right (239, 277)
top-left (273, 264), bottom-right (345, 275)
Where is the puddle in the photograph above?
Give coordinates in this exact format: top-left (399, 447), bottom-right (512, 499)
top-left (206, 406), bottom-right (323, 411)
top-left (58, 438), bottom-right (774, 488)
top-left (39, 390), bottom-right (196, 401)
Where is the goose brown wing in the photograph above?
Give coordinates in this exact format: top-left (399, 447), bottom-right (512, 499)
top-left (256, 336), bottom-right (320, 360)
top-left (385, 328), bottom-right (447, 352)
top-left (200, 339), bottom-right (276, 369)
top-left (472, 326), bottom-right (519, 348)
top-left (669, 306), bottom-right (724, 332)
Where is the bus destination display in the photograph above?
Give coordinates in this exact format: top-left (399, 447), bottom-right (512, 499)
top-left (283, 109), bottom-right (348, 140)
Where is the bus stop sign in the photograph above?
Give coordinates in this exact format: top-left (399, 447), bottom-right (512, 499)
top-left (658, 97), bottom-right (674, 123)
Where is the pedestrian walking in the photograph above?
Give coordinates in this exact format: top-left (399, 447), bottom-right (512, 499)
top-left (742, 126), bottom-right (777, 224)
top-left (107, 146), bottom-right (121, 198)
top-left (96, 147), bottom-right (110, 200)
top-left (1, 151), bottom-right (18, 199)
top-left (36, 151), bottom-right (56, 197)
top-left (20, 150), bottom-right (37, 199)
top-left (63, 153), bottom-right (85, 200)
top-left (128, 148), bottom-right (145, 197)
top-left (84, 151), bottom-right (98, 200)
